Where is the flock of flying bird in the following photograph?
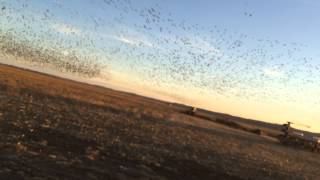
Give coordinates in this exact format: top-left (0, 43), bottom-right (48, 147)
top-left (0, 0), bottom-right (319, 106)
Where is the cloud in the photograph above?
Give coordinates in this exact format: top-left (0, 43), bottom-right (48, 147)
top-left (263, 68), bottom-right (283, 78)
top-left (117, 37), bottom-right (136, 45)
top-left (114, 36), bottom-right (153, 47)
top-left (162, 34), bottom-right (222, 56)
top-left (98, 32), bottom-right (153, 47)
top-left (52, 22), bottom-right (82, 36)
top-left (193, 37), bottom-right (221, 54)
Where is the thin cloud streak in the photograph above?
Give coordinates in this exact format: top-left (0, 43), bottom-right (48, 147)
top-left (52, 22), bottom-right (83, 36)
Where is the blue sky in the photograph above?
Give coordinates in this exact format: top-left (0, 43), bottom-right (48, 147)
top-left (0, 0), bottom-right (320, 132)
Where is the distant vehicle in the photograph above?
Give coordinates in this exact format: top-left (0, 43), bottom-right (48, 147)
top-left (185, 107), bottom-right (197, 116)
top-left (280, 122), bottom-right (319, 152)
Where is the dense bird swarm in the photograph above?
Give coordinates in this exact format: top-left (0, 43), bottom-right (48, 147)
top-left (0, 0), bottom-right (319, 105)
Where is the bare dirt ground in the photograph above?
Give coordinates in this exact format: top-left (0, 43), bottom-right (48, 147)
top-left (0, 64), bottom-right (319, 180)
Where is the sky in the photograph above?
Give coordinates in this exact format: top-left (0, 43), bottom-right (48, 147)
top-left (0, 0), bottom-right (320, 132)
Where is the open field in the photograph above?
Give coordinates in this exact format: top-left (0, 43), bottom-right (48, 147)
top-left (0, 63), bottom-right (319, 180)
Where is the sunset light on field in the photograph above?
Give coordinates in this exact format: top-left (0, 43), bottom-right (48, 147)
top-left (1, 0), bottom-right (320, 132)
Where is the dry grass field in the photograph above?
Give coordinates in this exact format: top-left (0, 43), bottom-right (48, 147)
top-left (0, 63), bottom-right (319, 180)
